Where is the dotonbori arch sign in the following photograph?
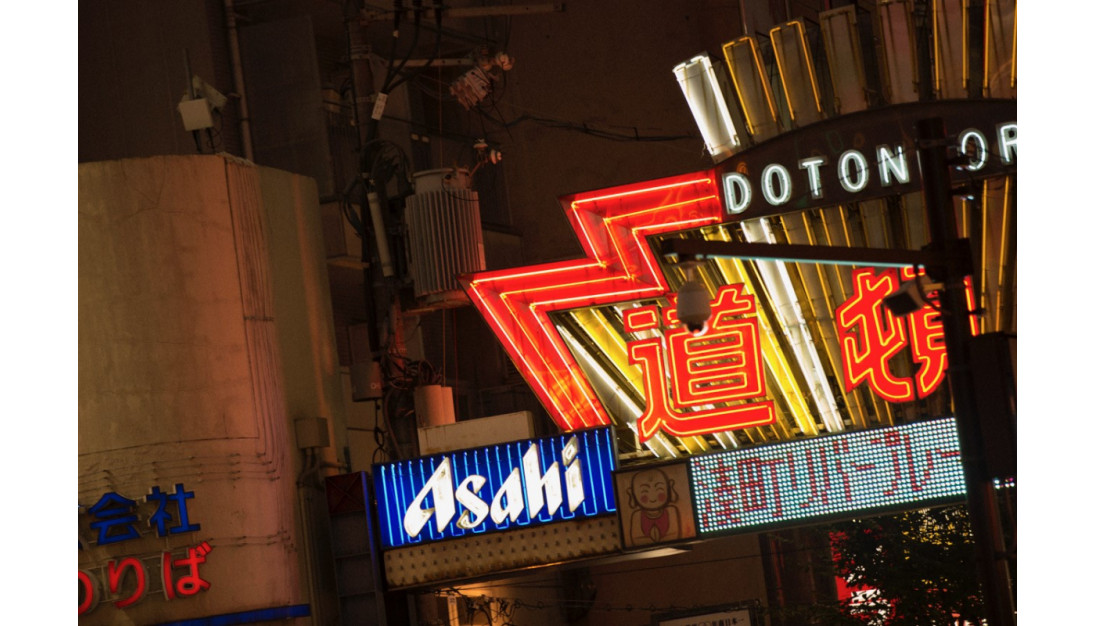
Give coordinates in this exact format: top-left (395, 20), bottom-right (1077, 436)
top-left (461, 100), bottom-right (1016, 441)
top-left (714, 99), bottom-right (1016, 220)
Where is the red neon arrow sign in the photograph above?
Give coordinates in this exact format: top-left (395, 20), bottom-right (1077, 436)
top-left (461, 172), bottom-right (722, 432)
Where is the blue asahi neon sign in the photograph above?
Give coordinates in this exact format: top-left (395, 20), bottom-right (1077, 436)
top-left (689, 418), bottom-right (967, 536)
top-left (373, 428), bottom-right (617, 549)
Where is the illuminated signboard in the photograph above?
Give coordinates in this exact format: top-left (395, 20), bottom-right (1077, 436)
top-left (79, 483), bottom-right (213, 615)
top-left (373, 427), bottom-right (617, 549)
top-left (614, 461), bottom-right (697, 549)
top-left (714, 100), bottom-right (1017, 221)
top-left (656, 604), bottom-right (758, 626)
top-left (689, 418), bottom-right (965, 535)
top-left (836, 267), bottom-right (979, 403)
top-left (462, 101), bottom-right (1016, 440)
top-left (625, 284), bottom-right (775, 441)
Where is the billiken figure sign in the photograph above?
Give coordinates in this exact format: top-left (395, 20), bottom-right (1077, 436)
top-left (373, 428), bottom-right (617, 549)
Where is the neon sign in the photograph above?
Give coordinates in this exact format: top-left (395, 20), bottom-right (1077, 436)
top-left (462, 173), bottom-right (724, 433)
top-left (79, 483), bottom-right (211, 615)
top-left (462, 102), bottom-right (1016, 438)
top-left (373, 428), bottom-right (617, 549)
top-left (713, 100), bottom-right (1017, 221)
top-left (625, 284), bottom-right (775, 442)
top-left (836, 267), bottom-right (978, 402)
top-left (689, 418), bottom-right (966, 536)
top-left (79, 543), bottom-right (215, 614)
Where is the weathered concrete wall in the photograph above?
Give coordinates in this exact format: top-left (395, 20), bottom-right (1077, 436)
top-left (79, 155), bottom-right (343, 624)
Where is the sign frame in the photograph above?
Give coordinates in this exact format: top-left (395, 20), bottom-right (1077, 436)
top-left (686, 417), bottom-right (967, 539)
top-left (652, 601), bottom-right (761, 626)
top-left (372, 427), bottom-right (618, 549)
top-left (712, 99), bottom-right (1016, 222)
top-left (613, 459), bottom-right (699, 551)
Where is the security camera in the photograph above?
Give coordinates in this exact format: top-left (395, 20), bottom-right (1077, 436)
top-left (676, 279), bottom-right (712, 334)
top-left (883, 275), bottom-right (942, 317)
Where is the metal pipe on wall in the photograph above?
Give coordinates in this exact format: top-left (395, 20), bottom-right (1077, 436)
top-left (225, 0), bottom-right (255, 160)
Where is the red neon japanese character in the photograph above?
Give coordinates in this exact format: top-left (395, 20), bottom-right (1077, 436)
top-left (836, 269), bottom-right (911, 402)
top-left (79, 570), bottom-right (98, 615)
top-left (899, 267), bottom-right (948, 397)
top-left (625, 284), bottom-right (775, 442)
top-left (836, 267), bottom-right (978, 403)
top-left (162, 541), bottom-right (213, 600)
top-left (107, 557), bottom-right (147, 609)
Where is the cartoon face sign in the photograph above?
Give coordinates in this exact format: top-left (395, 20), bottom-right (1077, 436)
top-left (616, 464), bottom-right (697, 548)
top-left (630, 468), bottom-right (674, 512)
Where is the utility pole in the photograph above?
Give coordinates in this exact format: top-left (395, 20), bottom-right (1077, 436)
top-left (915, 117), bottom-right (1015, 626)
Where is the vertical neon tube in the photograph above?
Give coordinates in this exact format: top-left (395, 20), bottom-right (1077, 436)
top-left (673, 54), bottom-right (740, 160)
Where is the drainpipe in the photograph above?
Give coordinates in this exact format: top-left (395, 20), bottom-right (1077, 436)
top-left (224, 0), bottom-right (255, 160)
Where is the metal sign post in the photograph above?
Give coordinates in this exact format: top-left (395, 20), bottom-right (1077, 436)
top-left (915, 117), bottom-right (1015, 626)
top-left (657, 116), bottom-right (1017, 624)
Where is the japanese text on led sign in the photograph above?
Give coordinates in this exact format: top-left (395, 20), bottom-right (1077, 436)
top-left (690, 418), bottom-right (965, 535)
top-left (625, 284), bottom-right (775, 442)
top-left (374, 428), bottom-right (617, 549)
top-left (79, 482), bottom-right (213, 615)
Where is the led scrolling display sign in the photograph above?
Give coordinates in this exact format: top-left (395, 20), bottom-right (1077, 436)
top-left (462, 100), bottom-right (1017, 442)
top-left (373, 428), bottom-right (617, 549)
top-left (689, 418), bottom-right (966, 535)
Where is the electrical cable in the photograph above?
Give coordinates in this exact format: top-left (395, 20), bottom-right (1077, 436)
top-left (475, 107), bottom-right (697, 143)
top-left (379, 0), bottom-right (404, 95)
top-left (382, 0), bottom-right (422, 93)
top-left (381, 0), bottom-right (445, 95)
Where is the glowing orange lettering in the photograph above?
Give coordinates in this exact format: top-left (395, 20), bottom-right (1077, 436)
top-left (625, 284), bottom-right (775, 442)
top-left (836, 267), bottom-right (976, 402)
top-left (835, 269), bottom-right (911, 401)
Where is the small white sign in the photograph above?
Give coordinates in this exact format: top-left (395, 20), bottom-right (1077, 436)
top-left (658, 608), bottom-right (752, 626)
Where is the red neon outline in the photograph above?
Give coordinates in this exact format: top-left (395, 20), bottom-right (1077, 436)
top-left (836, 268), bottom-right (981, 403)
top-left (108, 557), bottom-right (147, 609)
top-left (461, 173), bottom-right (722, 431)
top-left (666, 285), bottom-right (765, 406)
top-left (464, 173), bottom-right (978, 432)
top-left (623, 306), bottom-right (659, 332)
top-left (79, 571), bottom-right (97, 615)
top-left (628, 284), bottom-right (776, 442)
top-left (836, 269), bottom-right (912, 402)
